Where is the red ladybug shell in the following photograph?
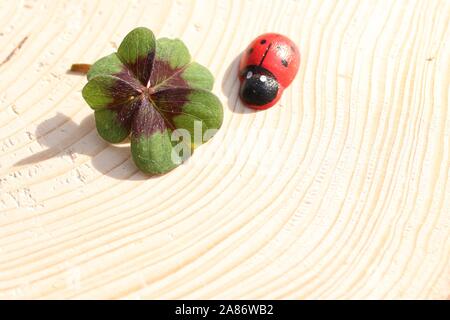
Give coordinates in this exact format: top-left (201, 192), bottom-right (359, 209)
top-left (238, 33), bottom-right (300, 110)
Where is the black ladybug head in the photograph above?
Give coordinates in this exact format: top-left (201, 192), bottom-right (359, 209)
top-left (239, 65), bottom-right (279, 106)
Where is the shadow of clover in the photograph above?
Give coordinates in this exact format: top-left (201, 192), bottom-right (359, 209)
top-left (15, 112), bottom-right (150, 181)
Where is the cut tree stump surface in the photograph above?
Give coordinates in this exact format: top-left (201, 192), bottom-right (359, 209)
top-left (0, 0), bottom-right (448, 299)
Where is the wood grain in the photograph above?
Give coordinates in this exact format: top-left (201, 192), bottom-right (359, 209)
top-left (0, 0), bottom-right (449, 299)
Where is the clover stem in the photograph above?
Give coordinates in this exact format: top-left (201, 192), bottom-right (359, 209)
top-left (70, 63), bottom-right (92, 74)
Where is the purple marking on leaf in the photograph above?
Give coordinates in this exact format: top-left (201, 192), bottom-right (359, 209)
top-left (151, 88), bottom-right (192, 117)
top-left (104, 76), bottom-right (141, 110)
top-left (131, 97), bottom-right (169, 137)
top-left (114, 68), bottom-right (145, 92)
top-left (109, 96), bottom-right (141, 130)
top-left (126, 52), bottom-right (155, 86)
top-left (149, 60), bottom-right (189, 92)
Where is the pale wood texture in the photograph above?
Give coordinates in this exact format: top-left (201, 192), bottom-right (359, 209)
top-left (0, 0), bottom-right (449, 299)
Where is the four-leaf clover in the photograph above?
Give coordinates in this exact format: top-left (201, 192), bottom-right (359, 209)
top-left (82, 27), bottom-right (223, 175)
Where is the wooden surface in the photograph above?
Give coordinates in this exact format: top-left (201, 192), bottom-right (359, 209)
top-left (0, 0), bottom-right (449, 299)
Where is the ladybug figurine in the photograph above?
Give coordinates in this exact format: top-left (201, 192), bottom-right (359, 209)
top-left (238, 33), bottom-right (300, 110)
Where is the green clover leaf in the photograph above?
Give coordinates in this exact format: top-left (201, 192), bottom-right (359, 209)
top-left (81, 27), bottom-right (223, 175)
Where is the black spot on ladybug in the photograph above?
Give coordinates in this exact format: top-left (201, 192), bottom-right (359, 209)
top-left (281, 59), bottom-right (288, 67)
top-left (276, 45), bottom-right (281, 50)
top-left (248, 48), bottom-right (253, 54)
top-left (260, 39), bottom-right (266, 44)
